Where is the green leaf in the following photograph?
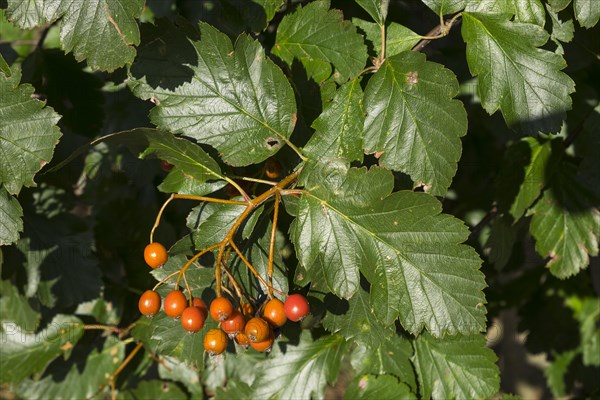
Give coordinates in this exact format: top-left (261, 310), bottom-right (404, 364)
top-left (412, 333), bottom-right (500, 400)
top-left (6, 0), bottom-right (144, 71)
top-left (0, 65), bottom-right (62, 195)
top-left (16, 336), bottom-right (126, 400)
top-left (0, 280), bottom-right (40, 331)
top-left (122, 380), bottom-right (188, 400)
top-left (15, 215), bottom-right (103, 308)
top-left (292, 163), bottom-right (487, 336)
top-left (322, 287), bottom-right (394, 348)
top-left (140, 130), bottom-right (225, 184)
top-left (0, 54), bottom-right (10, 76)
top-left (132, 312), bottom-right (216, 368)
top-left (574, 0), bottom-right (600, 28)
top-left (146, 23), bottom-right (297, 166)
top-left (462, 12), bottom-right (575, 134)
top-left (158, 167), bottom-right (227, 196)
top-left (485, 215), bottom-right (518, 270)
top-left (546, 4), bottom-right (575, 43)
top-left (252, 332), bottom-right (348, 400)
top-left (465, 0), bottom-right (514, 14)
top-left (512, 0), bottom-right (545, 26)
top-left (545, 349), bottom-right (578, 397)
top-left (158, 356), bottom-right (203, 397)
top-left (351, 337), bottom-right (417, 393)
top-left (422, 0), bottom-right (467, 15)
top-left (345, 374), bottom-right (416, 400)
top-left (547, 0), bottom-right (571, 11)
top-left (356, 0), bottom-right (389, 24)
top-left (0, 187), bottom-right (23, 246)
top-left (0, 315), bottom-right (84, 385)
top-left (273, 0), bottom-right (367, 83)
top-left (362, 51), bottom-right (467, 196)
top-left (352, 19), bottom-right (421, 59)
top-left (568, 297), bottom-right (600, 366)
top-left (529, 166), bottom-right (600, 278)
top-left (304, 78), bottom-right (364, 163)
top-left (496, 138), bottom-right (556, 221)
top-left (215, 380), bottom-right (254, 400)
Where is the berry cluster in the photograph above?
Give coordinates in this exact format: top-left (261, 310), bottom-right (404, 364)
top-left (139, 242), bottom-right (310, 356)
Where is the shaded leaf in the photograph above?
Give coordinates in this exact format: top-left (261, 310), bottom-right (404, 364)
top-left (412, 333), bottom-right (500, 400)
top-left (351, 337), bottom-right (417, 393)
top-left (16, 215), bottom-right (102, 308)
top-left (304, 78), bottom-right (364, 164)
top-left (273, 0), bottom-right (367, 83)
top-left (0, 280), bottom-right (40, 331)
top-left (0, 65), bottom-right (61, 195)
top-left (158, 167), bottom-right (227, 196)
top-left (252, 332), bottom-right (348, 400)
top-left (485, 215), bottom-right (518, 270)
top-left (292, 163), bottom-right (487, 336)
top-left (141, 130), bottom-right (224, 184)
top-left (529, 166), bottom-right (600, 278)
top-left (462, 12), bottom-right (575, 134)
top-left (223, 0), bottom-right (285, 32)
top-left (16, 336), bottom-right (126, 400)
top-left (122, 380), bottom-right (187, 400)
top-left (363, 51), bottom-right (467, 195)
top-left (545, 349), bottom-right (578, 397)
top-left (345, 374), bottom-right (416, 400)
top-left (0, 315), bottom-right (84, 385)
top-left (496, 138), bottom-right (556, 221)
top-left (0, 187), bottom-right (23, 246)
top-left (146, 23), bottom-right (297, 166)
top-left (6, 0), bottom-right (144, 71)
top-left (567, 296), bottom-right (600, 366)
top-left (321, 287), bottom-right (394, 348)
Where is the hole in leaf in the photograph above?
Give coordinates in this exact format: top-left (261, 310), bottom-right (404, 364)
top-left (266, 137), bottom-right (280, 149)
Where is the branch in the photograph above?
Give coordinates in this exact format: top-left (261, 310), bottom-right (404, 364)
top-left (412, 13), bottom-right (463, 53)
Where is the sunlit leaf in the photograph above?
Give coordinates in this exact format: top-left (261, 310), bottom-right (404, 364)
top-left (145, 23), bottom-right (297, 166)
top-left (412, 333), bottom-right (500, 400)
top-left (6, 0), bottom-right (144, 71)
top-left (462, 12), bottom-right (575, 134)
top-left (273, 0), bottom-right (367, 83)
top-left (363, 51), bottom-right (467, 195)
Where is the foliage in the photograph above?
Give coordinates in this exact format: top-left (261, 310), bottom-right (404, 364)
top-left (1, 1), bottom-right (599, 399)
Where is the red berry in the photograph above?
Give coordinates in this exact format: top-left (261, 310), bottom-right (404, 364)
top-left (181, 306), bottom-right (205, 332)
top-left (192, 297), bottom-right (208, 319)
top-left (210, 297), bottom-right (234, 322)
top-left (164, 290), bottom-right (187, 319)
top-left (204, 329), bottom-right (228, 355)
top-left (244, 317), bottom-right (270, 343)
top-left (264, 158), bottom-right (282, 179)
top-left (235, 332), bottom-right (250, 347)
top-left (262, 298), bottom-right (287, 327)
top-left (249, 330), bottom-right (274, 352)
top-left (138, 290), bottom-right (161, 317)
top-left (221, 310), bottom-right (246, 335)
top-left (284, 294), bottom-right (310, 322)
top-left (144, 242), bottom-right (168, 268)
top-left (160, 160), bottom-right (174, 172)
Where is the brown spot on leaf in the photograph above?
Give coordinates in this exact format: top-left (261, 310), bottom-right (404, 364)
top-left (291, 112), bottom-right (297, 128)
top-left (60, 342), bottom-right (73, 351)
top-left (358, 376), bottom-right (368, 390)
top-left (406, 71), bottom-right (419, 85)
top-left (374, 151), bottom-right (384, 159)
top-left (150, 96), bottom-right (160, 105)
top-left (40, 160), bottom-right (48, 169)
